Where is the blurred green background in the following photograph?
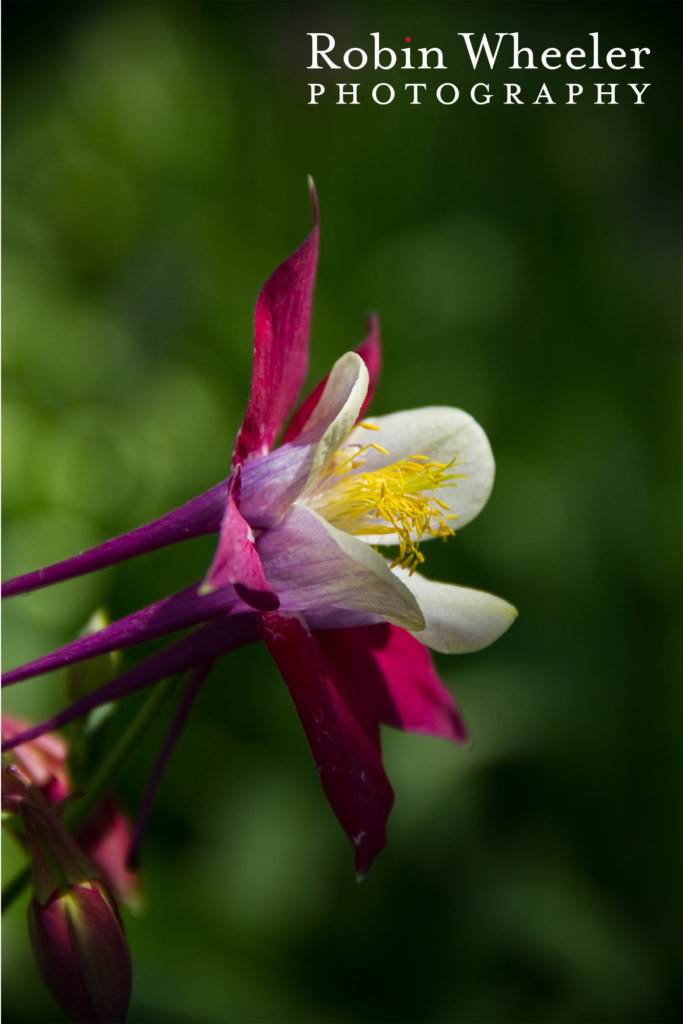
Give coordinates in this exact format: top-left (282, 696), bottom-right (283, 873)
top-left (3, 2), bottom-right (681, 1021)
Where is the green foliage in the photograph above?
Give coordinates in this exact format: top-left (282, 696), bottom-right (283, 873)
top-left (3, 2), bottom-right (681, 1021)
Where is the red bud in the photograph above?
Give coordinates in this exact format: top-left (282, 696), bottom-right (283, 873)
top-left (28, 880), bottom-right (132, 1024)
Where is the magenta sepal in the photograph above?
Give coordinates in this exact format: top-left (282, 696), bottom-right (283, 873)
top-left (2, 614), bottom-right (260, 754)
top-left (261, 617), bottom-right (467, 876)
top-left (2, 481), bottom-right (227, 599)
top-left (28, 880), bottom-right (132, 1024)
top-left (261, 611), bottom-right (394, 878)
top-left (282, 313), bottom-right (381, 444)
top-left (2, 580), bottom-right (246, 687)
top-left (232, 182), bottom-right (319, 468)
top-left (317, 623), bottom-right (468, 743)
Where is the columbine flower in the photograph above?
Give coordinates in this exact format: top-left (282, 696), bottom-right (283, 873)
top-left (2, 183), bottom-right (516, 875)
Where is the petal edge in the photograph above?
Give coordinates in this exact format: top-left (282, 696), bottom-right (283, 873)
top-left (395, 568), bottom-right (518, 654)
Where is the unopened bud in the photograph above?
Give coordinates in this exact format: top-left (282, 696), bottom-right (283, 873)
top-left (14, 785), bottom-right (134, 1022)
top-left (28, 879), bottom-right (132, 1024)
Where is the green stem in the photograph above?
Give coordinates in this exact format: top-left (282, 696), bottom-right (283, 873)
top-left (65, 676), bottom-right (178, 831)
top-left (1, 676), bottom-right (178, 914)
top-left (1, 864), bottom-right (31, 910)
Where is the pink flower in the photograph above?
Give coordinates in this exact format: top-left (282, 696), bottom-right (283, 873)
top-left (2, 714), bottom-right (70, 803)
top-left (3, 183), bottom-right (516, 875)
top-left (75, 795), bottom-right (140, 912)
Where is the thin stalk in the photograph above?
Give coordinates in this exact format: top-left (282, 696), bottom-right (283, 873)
top-left (127, 662), bottom-right (212, 869)
top-left (64, 676), bottom-right (178, 831)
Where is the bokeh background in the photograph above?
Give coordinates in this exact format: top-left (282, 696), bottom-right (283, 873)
top-left (3, 2), bottom-right (681, 1021)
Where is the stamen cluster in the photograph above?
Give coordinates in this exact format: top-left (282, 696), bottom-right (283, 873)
top-left (311, 432), bottom-right (465, 573)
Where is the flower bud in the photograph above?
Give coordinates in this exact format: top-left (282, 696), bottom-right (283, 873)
top-left (12, 784), bottom-right (134, 1022)
top-left (28, 879), bottom-right (132, 1024)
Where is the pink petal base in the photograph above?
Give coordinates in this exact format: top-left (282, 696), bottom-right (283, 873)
top-left (202, 472), bottom-right (279, 610)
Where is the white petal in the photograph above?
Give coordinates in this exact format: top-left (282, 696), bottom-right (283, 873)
top-left (258, 505), bottom-right (425, 631)
top-left (299, 352), bottom-right (369, 488)
top-left (346, 406), bottom-right (495, 542)
top-left (240, 352), bottom-right (368, 527)
top-left (393, 565), bottom-right (517, 654)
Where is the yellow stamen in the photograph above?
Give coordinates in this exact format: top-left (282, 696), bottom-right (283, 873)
top-left (308, 437), bottom-right (467, 573)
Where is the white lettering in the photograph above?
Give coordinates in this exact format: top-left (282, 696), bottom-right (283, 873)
top-left (589, 32), bottom-right (601, 70)
top-left (371, 32), bottom-right (396, 70)
top-left (404, 83), bottom-right (427, 104)
top-left (605, 47), bottom-right (627, 70)
top-left (541, 47), bottom-right (562, 70)
top-left (566, 47), bottom-right (587, 70)
top-left (567, 83), bottom-right (583, 104)
top-left (595, 82), bottom-right (618, 104)
top-left (436, 82), bottom-right (459, 104)
top-left (308, 33), bottom-right (339, 70)
top-left (372, 82), bottom-right (395, 105)
top-left (336, 82), bottom-right (361, 105)
top-left (631, 47), bottom-right (650, 69)
top-left (629, 82), bottom-right (650, 104)
top-left (471, 82), bottom-right (492, 105)
top-left (532, 83), bottom-right (555, 105)
top-left (344, 47), bottom-right (367, 70)
top-left (504, 83), bottom-right (523, 105)
top-left (510, 33), bottom-right (536, 70)
top-left (400, 47), bottom-right (414, 70)
top-left (418, 47), bottom-right (446, 70)
top-left (459, 32), bottom-right (507, 70)
top-left (308, 83), bottom-right (325, 104)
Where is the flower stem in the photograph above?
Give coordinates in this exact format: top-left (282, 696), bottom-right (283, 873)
top-left (1, 864), bottom-right (31, 910)
top-left (1, 675), bottom-right (178, 915)
top-left (65, 675), bottom-right (179, 830)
